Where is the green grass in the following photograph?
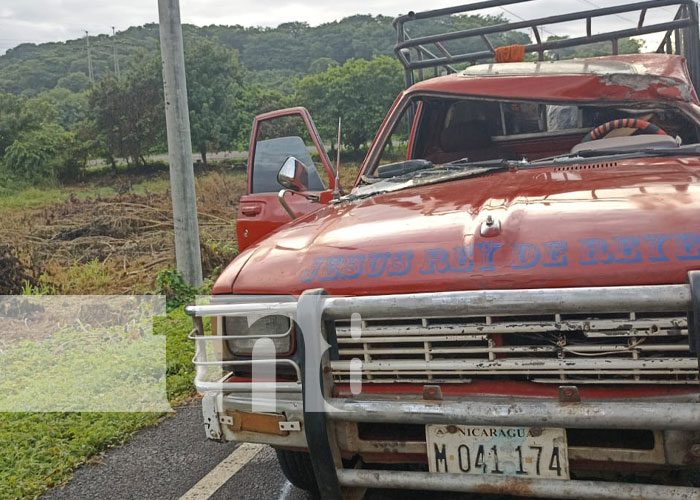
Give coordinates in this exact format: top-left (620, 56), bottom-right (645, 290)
top-left (0, 165), bottom-right (232, 498)
top-left (0, 413), bottom-right (161, 500)
top-left (0, 307), bottom-right (196, 500)
top-left (0, 176), bottom-right (174, 211)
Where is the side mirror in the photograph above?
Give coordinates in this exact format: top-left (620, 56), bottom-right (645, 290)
top-left (277, 157), bottom-right (310, 192)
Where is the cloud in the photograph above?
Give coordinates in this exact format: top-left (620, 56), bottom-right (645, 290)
top-left (0, 0), bottom-right (679, 55)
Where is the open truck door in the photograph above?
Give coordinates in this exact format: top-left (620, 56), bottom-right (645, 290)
top-left (237, 107), bottom-right (336, 251)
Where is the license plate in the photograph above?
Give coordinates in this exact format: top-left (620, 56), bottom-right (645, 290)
top-left (426, 425), bottom-right (569, 479)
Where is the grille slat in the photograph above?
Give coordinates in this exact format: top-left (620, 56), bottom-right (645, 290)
top-left (335, 318), bottom-right (686, 337)
top-left (332, 312), bottom-right (698, 385)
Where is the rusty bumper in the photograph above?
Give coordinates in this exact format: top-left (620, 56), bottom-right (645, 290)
top-left (337, 469), bottom-right (699, 500)
top-left (325, 396), bottom-right (700, 430)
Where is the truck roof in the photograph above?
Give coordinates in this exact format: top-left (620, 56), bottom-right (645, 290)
top-left (408, 53), bottom-right (699, 104)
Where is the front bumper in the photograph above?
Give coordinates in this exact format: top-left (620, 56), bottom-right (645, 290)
top-left (326, 395), bottom-right (700, 430)
top-left (186, 279), bottom-right (700, 499)
top-left (201, 391), bottom-right (700, 499)
top-left (337, 470), bottom-right (698, 499)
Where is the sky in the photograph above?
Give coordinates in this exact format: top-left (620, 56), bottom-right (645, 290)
top-left (0, 0), bottom-right (681, 55)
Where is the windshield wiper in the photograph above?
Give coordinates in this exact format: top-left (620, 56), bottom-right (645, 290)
top-left (375, 159), bottom-right (434, 178)
top-left (373, 157), bottom-right (515, 181)
top-left (440, 157), bottom-right (517, 169)
top-left (346, 159), bottom-right (511, 202)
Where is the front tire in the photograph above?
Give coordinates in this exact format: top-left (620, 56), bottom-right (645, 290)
top-left (275, 449), bottom-right (319, 494)
top-left (688, 469), bottom-right (700, 487)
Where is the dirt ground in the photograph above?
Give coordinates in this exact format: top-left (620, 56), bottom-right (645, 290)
top-left (0, 160), bottom-right (363, 295)
top-left (0, 170), bottom-right (245, 295)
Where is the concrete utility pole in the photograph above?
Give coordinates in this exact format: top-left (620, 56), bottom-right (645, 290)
top-left (85, 31), bottom-right (94, 83)
top-left (111, 27), bottom-right (121, 78)
top-left (158, 0), bottom-right (203, 287)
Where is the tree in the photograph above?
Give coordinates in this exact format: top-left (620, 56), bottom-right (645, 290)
top-left (244, 69), bottom-right (298, 95)
top-left (0, 13), bottom-right (534, 97)
top-left (121, 57), bottom-right (165, 165)
top-left (88, 75), bottom-right (125, 167)
top-left (56, 72), bottom-right (92, 93)
top-left (33, 88), bottom-right (88, 130)
top-left (184, 40), bottom-right (246, 164)
top-left (234, 85), bottom-right (290, 150)
top-left (308, 57), bottom-right (338, 75)
top-left (546, 36), bottom-right (644, 60)
top-left (89, 56), bottom-right (164, 167)
top-left (0, 92), bottom-right (25, 156)
top-left (295, 56), bottom-right (404, 151)
top-left (2, 122), bottom-right (83, 183)
top-left (0, 92), bottom-right (61, 156)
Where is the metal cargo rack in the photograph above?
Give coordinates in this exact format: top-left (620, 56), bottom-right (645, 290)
top-left (393, 0), bottom-right (700, 89)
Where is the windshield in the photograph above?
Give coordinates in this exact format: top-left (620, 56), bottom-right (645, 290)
top-left (363, 95), bottom-right (700, 188)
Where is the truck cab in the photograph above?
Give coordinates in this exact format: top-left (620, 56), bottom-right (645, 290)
top-left (187, 1), bottom-right (700, 498)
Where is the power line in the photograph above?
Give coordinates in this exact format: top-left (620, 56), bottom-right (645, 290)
top-left (111, 26), bottom-right (120, 78)
top-left (576, 0), bottom-right (635, 23)
top-left (0, 18), bottom-right (122, 30)
top-left (502, 0), bottom-right (681, 44)
top-left (498, 5), bottom-right (557, 39)
top-left (84, 31), bottom-right (94, 83)
top-left (0, 35), bottom-right (153, 54)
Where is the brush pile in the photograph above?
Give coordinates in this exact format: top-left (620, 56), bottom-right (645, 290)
top-left (1, 172), bottom-right (244, 294)
top-left (0, 245), bottom-right (38, 294)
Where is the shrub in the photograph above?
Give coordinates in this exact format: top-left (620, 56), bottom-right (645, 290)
top-left (155, 269), bottom-right (200, 311)
top-left (2, 123), bottom-right (84, 184)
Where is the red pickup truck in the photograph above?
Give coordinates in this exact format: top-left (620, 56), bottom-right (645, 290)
top-left (187, 1), bottom-right (700, 498)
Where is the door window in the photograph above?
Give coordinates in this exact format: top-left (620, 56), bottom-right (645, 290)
top-left (251, 114), bottom-right (330, 193)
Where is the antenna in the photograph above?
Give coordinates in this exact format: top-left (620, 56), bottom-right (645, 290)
top-left (333, 116), bottom-right (342, 199)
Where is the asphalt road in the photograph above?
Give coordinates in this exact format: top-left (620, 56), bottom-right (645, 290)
top-left (40, 401), bottom-right (521, 500)
top-left (40, 403), bottom-right (238, 500)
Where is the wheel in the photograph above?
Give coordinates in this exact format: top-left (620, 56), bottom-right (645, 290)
top-left (275, 449), bottom-right (319, 494)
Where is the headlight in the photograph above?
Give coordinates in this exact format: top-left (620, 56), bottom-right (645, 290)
top-left (224, 314), bottom-right (293, 356)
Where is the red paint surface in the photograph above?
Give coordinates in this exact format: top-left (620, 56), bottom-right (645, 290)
top-left (408, 54), bottom-right (699, 105)
top-left (237, 107), bottom-right (335, 251)
top-left (213, 54), bottom-right (700, 400)
top-left (218, 157), bottom-right (700, 296)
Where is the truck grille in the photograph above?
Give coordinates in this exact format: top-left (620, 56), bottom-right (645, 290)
top-left (332, 312), bottom-right (698, 385)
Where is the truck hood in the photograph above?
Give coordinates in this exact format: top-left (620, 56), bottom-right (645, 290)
top-left (214, 157), bottom-right (700, 296)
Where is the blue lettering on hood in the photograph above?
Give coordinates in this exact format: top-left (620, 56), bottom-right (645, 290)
top-left (298, 232), bottom-right (696, 283)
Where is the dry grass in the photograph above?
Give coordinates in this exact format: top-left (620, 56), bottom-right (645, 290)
top-left (0, 170), bottom-right (245, 294)
top-left (338, 161), bottom-right (363, 191)
top-left (0, 162), bottom-right (365, 295)
top-left (0, 162), bottom-right (369, 500)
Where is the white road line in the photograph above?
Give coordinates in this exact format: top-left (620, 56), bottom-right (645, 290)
top-left (179, 443), bottom-right (264, 500)
top-left (277, 481), bottom-right (293, 500)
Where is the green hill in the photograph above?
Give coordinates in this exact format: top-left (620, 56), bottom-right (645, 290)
top-left (0, 13), bottom-right (531, 96)
top-left (0, 11), bottom-right (644, 188)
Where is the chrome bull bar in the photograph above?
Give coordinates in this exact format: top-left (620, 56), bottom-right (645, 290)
top-left (187, 323), bottom-right (302, 393)
top-left (320, 283), bottom-right (692, 318)
top-left (186, 278), bottom-right (700, 499)
top-left (186, 281), bottom-right (700, 390)
top-left (326, 397), bottom-right (700, 430)
top-left (337, 470), bottom-right (699, 500)
top-left (186, 283), bottom-right (692, 320)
